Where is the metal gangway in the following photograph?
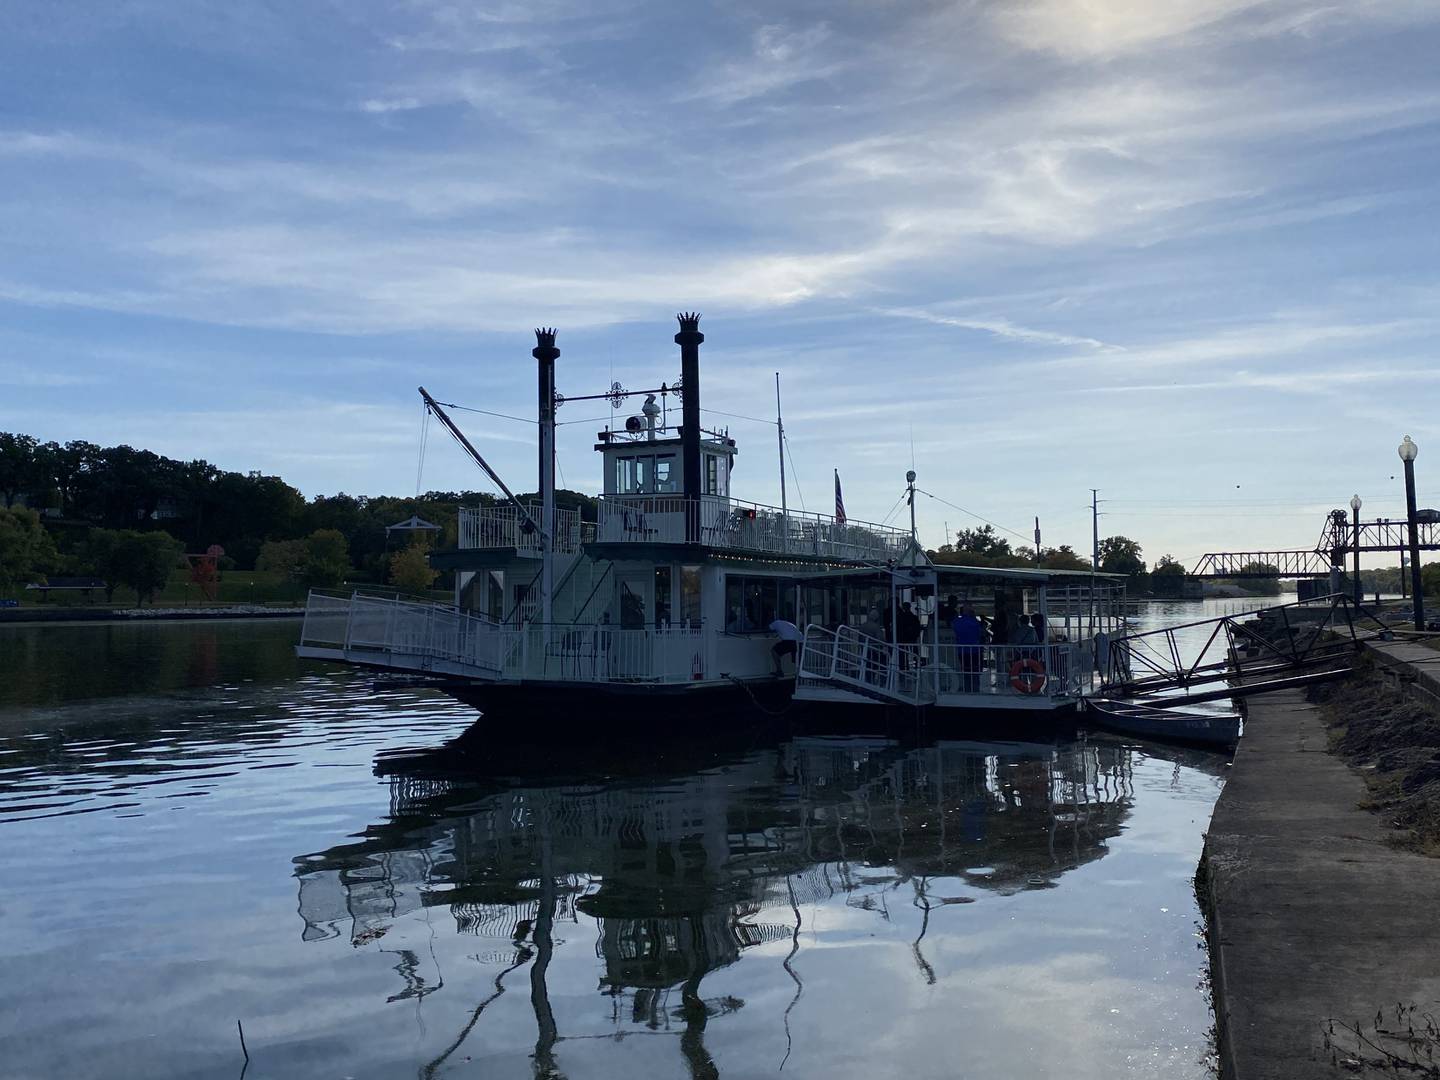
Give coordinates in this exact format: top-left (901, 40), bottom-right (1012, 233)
top-left (1098, 593), bottom-right (1390, 706)
top-left (797, 624), bottom-right (935, 705)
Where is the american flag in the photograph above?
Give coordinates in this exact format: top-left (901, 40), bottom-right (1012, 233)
top-left (834, 469), bottom-right (847, 524)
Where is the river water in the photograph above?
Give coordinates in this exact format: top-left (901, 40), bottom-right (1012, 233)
top-left (0, 602), bottom-right (1264, 1079)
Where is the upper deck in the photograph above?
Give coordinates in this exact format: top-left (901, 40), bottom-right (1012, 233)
top-left (459, 495), bottom-right (912, 563)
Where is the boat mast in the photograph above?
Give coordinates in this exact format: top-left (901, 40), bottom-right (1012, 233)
top-left (776, 373), bottom-right (787, 525)
top-left (907, 469), bottom-right (918, 549)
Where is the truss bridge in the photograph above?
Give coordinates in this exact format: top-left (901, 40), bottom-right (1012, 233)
top-left (1189, 509), bottom-right (1440, 580)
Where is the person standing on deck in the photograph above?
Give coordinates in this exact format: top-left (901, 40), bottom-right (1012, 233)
top-left (896, 600), bottom-right (922, 670)
top-left (952, 604), bottom-right (983, 693)
top-left (770, 617), bottom-right (801, 676)
top-left (1013, 613), bottom-right (1039, 663)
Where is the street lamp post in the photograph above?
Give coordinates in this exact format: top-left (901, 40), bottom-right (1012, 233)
top-left (1350, 494), bottom-right (1363, 606)
top-left (1399, 436), bottom-right (1425, 630)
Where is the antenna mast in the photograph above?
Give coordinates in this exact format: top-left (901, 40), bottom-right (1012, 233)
top-left (776, 373), bottom-right (787, 526)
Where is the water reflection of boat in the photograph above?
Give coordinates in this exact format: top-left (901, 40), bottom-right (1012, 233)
top-left (293, 736), bottom-right (1143, 1076)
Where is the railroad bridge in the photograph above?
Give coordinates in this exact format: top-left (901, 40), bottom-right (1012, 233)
top-left (1190, 511), bottom-right (1439, 580)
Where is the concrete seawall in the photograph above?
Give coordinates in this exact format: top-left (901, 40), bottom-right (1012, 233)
top-left (1201, 642), bottom-right (1440, 1078)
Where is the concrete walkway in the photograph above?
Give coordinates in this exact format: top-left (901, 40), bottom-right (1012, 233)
top-left (1204, 680), bottom-right (1440, 1079)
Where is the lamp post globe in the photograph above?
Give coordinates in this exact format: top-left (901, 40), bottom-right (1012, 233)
top-left (1349, 495), bottom-right (1363, 604)
top-left (1399, 435), bottom-right (1419, 463)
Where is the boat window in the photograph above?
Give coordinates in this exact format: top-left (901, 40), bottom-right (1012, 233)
top-left (723, 574), bottom-right (794, 632)
top-left (619, 581), bottom-right (645, 628)
top-left (654, 454), bottom-right (679, 494)
top-left (705, 453), bottom-right (729, 496)
top-left (654, 566), bottom-right (672, 627)
top-left (616, 454), bottom-right (672, 494)
top-left (680, 565), bottom-right (702, 626)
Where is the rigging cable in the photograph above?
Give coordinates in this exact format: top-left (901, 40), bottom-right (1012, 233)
top-left (416, 400), bottom-right (430, 496)
top-left (434, 401), bottom-right (534, 425)
top-left (783, 434), bottom-right (806, 511)
top-left (879, 489), bottom-right (909, 528)
top-left (914, 487), bottom-right (1032, 544)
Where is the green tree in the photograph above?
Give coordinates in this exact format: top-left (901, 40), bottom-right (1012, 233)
top-left (1099, 535), bottom-right (1146, 577)
top-left (0, 506), bottom-right (60, 595)
top-left (113, 530), bottom-right (183, 604)
top-left (1420, 562), bottom-right (1440, 597)
top-left (1039, 545), bottom-right (1091, 571)
top-left (1237, 560), bottom-right (1282, 597)
top-left (389, 541), bottom-right (438, 593)
top-left (304, 529), bottom-right (350, 587)
top-left (74, 527), bottom-right (124, 602)
top-left (255, 538), bottom-right (309, 579)
top-left (0, 433), bottom-right (42, 509)
top-left (1150, 554), bottom-right (1187, 598)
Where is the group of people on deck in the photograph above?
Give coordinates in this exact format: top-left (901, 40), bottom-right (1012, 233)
top-left (936, 594), bottom-right (1047, 648)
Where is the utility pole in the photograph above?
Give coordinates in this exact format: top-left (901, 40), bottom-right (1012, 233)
top-left (1089, 489), bottom-right (1100, 639)
top-left (1091, 489), bottom-right (1100, 570)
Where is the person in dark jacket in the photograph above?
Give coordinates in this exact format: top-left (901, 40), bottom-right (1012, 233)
top-left (952, 603), bottom-right (983, 692)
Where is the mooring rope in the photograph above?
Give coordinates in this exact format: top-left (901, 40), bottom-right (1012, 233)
top-left (725, 673), bottom-right (796, 717)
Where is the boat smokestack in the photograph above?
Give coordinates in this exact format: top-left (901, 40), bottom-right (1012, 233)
top-left (533, 327), bottom-right (559, 503)
top-left (533, 327), bottom-right (559, 627)
top-left (675, 312), bottom-right (703, 504)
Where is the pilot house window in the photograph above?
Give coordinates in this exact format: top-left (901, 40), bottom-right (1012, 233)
top-left (615, 453), bottom-right (679, 495)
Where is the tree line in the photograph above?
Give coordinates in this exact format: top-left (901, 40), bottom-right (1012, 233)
top-left (927, 526), bottom-right (1286, 597)
top-left (0, 431), bottom-right (594, 601)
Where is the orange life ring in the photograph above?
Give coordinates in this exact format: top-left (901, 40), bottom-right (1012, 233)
top-left (1009, 657), bottom-right (1047, 694)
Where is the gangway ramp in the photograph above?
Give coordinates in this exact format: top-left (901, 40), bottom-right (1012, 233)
top-left (1098, 594), bottom-right (1387, 706)
top-left (797, 624), bottom-right (935, 706)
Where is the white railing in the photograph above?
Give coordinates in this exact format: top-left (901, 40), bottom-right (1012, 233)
top-left (596, 495), bottom-right (912, 561)
top-left (458, 505), bottom-right (586, 556)
top-left (797, 623), bottom-right (1090, 703)
top-left (929, 642), bottom-right (1087, 699)
top-left (300, 592), bottom-right (708, 684)
top-left (797, 624), bottom-right (932, 704)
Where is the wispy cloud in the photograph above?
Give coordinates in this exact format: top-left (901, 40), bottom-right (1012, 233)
top-left (880, 307), bottom-right (1122, 351)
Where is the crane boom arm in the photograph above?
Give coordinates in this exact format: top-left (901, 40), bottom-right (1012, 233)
top-left (417, 386), bottom-right (545, 539)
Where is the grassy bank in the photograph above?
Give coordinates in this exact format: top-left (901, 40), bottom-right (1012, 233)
top-left (14, 569), bottom-right (451, 609)
top-left (1314, 658), bottom-right (1440, 855)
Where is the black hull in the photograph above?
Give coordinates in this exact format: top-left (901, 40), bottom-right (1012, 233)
top-left (421, 678), bottom-right (1083, 751)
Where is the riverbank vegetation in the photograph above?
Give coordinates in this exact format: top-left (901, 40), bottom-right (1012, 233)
top-left (0, 431), bottom-right (595, 601)
top-left (1315, 660), bottom-right (1440, 855)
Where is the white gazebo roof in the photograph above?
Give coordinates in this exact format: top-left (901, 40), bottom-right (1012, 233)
top-left (386, 514), bottom-right (442, 535)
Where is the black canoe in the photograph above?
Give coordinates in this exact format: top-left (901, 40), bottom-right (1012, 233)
top-left (1083, 698), bottom-right (1240, 749)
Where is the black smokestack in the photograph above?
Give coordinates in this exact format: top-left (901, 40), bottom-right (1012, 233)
top-left (675, 312), bottom-right (703, 505)
top-left (533, 327), bottom-right (559, 502)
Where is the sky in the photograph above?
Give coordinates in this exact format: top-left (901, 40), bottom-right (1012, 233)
top-left (4, 0), bottom-right (1440, 569)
